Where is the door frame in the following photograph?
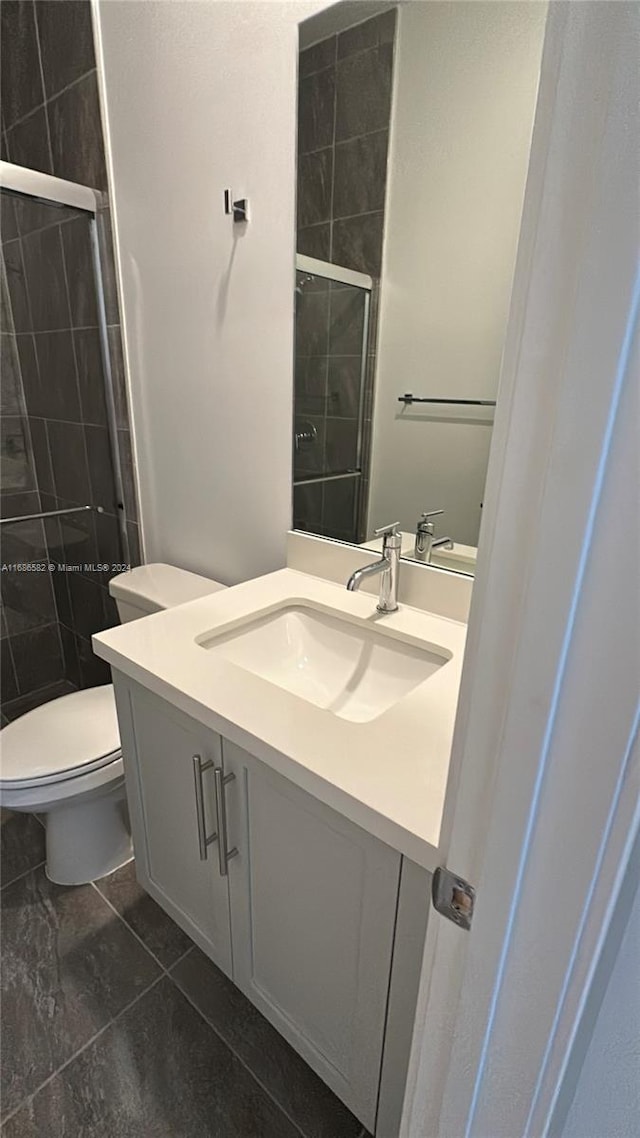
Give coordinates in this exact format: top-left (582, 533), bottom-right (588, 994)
top-left (401, 3), bottom-right (640, 1135)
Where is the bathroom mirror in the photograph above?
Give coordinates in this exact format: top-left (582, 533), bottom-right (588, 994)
top-left (292, 0), bottom-right (546, 575)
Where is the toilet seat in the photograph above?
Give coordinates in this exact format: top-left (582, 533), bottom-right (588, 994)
top-left (0, 685), bottom-right (121, 790)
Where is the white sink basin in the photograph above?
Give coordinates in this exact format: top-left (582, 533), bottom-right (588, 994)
top-left (198, 604), bottom-right (450, 723)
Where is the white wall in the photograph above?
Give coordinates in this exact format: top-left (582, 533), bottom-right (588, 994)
top-left (94, 0), bottom-right (327, 583)
top-left (562, 872), bottom-right (640, 1138)
top-left (368, 1), bottom-right (546, 546)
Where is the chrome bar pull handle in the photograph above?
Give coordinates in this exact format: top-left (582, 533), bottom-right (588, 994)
top-left (214, 767), bottom-right (238, 877)
top-left (192, 754), bottom-right (217, 861)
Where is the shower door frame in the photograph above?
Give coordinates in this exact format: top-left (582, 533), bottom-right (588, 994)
top-left (0, 160), bottom-right (131, 564)
top-left (294, 253), bottom-right (372, 541)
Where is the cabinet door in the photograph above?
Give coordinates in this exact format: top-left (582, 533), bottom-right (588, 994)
top-left (114, 680), bottom-right (232, 975)
top-left (223, 739), bottom-right (401, 1131)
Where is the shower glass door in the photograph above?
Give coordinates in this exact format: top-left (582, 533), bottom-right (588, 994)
top-left (1, 183), bottom-right (128, 721)
top-left (293, 256), bottom-right (371, 544)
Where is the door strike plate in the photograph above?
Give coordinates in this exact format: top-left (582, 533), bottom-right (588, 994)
top-left (432, 866), bottom-right (475, 931)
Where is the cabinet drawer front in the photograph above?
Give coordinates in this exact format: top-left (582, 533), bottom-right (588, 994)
top-left (224, 740), bottom-right (401, 1130)
top-left (117, 682), bottom-right (232, 974)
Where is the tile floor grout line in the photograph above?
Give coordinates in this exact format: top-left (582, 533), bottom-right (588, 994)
top-left (90, 879), bottom-right (310, 1137)
top-left (2, 862), bottom-right (355, 1136)
top-left (90, 878), bottom-right (187, 977)
top-left (166, 966), bottom-right (309, 1138)
top-left (1, 867), bottom-right (192, 1126)
top-left (166, 942), bottom-right (196, 971)
top-left (0, 859), bottom-right (45, 893)
top-left (0, 971), bottom-right (165, 1127)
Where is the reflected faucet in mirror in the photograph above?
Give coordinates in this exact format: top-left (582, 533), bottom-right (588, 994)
top-left (414, 511), bottom-right (454, 564)
top-left (292, 1), bottom-right (546, 579)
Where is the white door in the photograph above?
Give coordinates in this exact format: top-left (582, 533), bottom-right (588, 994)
top-left (223, 738), bottom-right (401, 1131)
top-left (401, 4), bottom-right (640, 1135)
top-left (115, 681), bottom-right (233, 975)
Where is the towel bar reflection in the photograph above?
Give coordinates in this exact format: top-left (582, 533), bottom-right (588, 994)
top-left (398, 394), bottom-right (496, 406)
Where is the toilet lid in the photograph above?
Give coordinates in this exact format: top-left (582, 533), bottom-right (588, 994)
top-left (0, 685), bottom-right (121, 789)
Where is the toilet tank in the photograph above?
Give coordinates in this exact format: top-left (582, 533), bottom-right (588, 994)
top-left (109, 564), bottom-right (226, 623)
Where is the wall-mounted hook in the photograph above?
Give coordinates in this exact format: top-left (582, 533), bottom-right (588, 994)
top-left (224, 189), bottom-right (249, 223)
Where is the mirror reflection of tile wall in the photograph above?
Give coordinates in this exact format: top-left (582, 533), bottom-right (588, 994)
top-left (294, 273), bottom-right (368, 539)
top-left (294, 10), bottom-right (396, 544)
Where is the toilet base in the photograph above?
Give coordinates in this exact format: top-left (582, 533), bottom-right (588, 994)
top-left (45, 782), bottom-right (133, 885)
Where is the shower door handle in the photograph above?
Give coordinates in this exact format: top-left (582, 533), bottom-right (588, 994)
top-left (295, 422), bottom-right (318, 451)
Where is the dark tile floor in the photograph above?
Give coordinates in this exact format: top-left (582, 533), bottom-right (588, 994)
top-left (0, 812), bottom-right (370, 1137)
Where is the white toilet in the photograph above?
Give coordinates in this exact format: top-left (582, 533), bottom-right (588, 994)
top-left (0, 564), bottom-right (225, 886)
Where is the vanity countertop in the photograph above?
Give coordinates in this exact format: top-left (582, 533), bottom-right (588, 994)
top-left (93, 568), bottom-right (466, 869)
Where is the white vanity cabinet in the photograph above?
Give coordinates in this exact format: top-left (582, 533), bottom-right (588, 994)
top-left (114, 678), bottom-right (418, 1133)
top-left (223, 738), bottom-right (400, 1127)
top-left (114, 683), bottom-right (233, 975)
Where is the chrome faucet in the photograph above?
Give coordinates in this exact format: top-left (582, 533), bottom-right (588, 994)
top-left (347, 523), bottom-right (402, 613)
top-left (414, 510), bottom-right (454, 563)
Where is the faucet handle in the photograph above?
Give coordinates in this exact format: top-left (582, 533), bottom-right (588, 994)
top-left (375, 522), bottom-right (402, 551)
top-left (420, 509), bottom-right (444, 520)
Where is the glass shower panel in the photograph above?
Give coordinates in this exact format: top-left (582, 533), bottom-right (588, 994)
top-left (0, 188), bottom-right (123, 720)
top-left (293, 267), bottom-right (369, 543)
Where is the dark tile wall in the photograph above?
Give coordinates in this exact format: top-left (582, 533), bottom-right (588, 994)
top-left (1, 1), bottom-right (104, 184)
top-left (0, 240), bottom-right (66, 715)
top-left (297, 9), bottom-right (395, 275)
top-left (0, 0), bottom-right (140, 717)
top-left (295, 11), bottom-right (396, 542)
